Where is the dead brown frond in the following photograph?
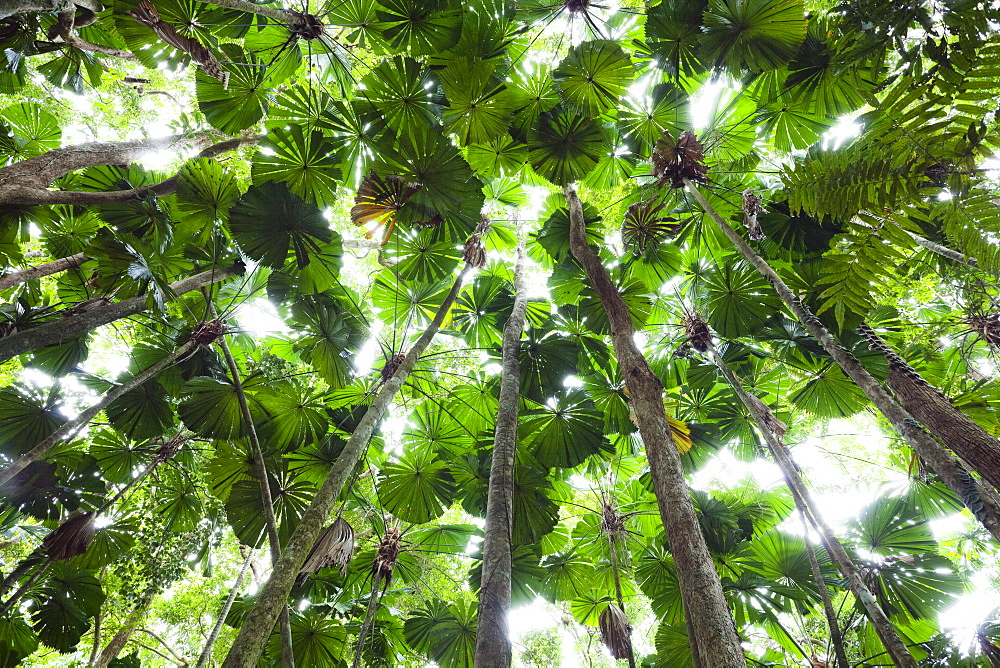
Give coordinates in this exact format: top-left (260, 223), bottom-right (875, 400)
top-left (297, 517), bottom-right (355, 585)
top-left (598, 603), bottom-right (632, 660)
top-left (741, 189), bottom-right (765, 241)
top-left (969, 313), bottom-right (1000, 349)
top-left (190, 319), bottom-right (226, 347)
top-left (651, 130), bottom-right (710, 189)
top-left (379, 352), bottom-right (406, 383)
top-left (600, 502), bottom-right (626, 540)
top-left (462, 215), bottom-right (491, 268)
top-left (42, 512), bottom-right (97, 561)
top-left (372, 526), bottom-right (403, 587)
top-left (154, 433), bottom-right (187, 464)
top-left (683, 313), bottom-right (712, 353)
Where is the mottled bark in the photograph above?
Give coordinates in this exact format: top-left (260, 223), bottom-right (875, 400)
top-left (0, 252), bottom-right (88, 290)
top-left (0, 135), bottom-right (260, 206)
top-left (474, 238), bottom-right (527, 668)
top-left (94, 595), bottom-right (154, 668)
top-left (0, 262), bottom-right (242, 363)
top-left (352, 573), bottom-right (382, 668)
top-left (686, 180), bottom-right (1000, 543)
top-left (707, 344), bottom-right (913, 667)
top-left (195, 552), bottom-right (253, 668)
top-left (860, 323), bottom-right (1000, 492)
top-left (221, 264), bottom-right (474, 668)
top-left (212, 311), bottom-right (294, 668)
top-left (800, 516), bottom-right (849, 668)
top-left (191, 0), bottom-right (311, 29)
top-left (0, 341), bottom-right (195, 486)
top-left (565, 186), bottom-right (745, 668)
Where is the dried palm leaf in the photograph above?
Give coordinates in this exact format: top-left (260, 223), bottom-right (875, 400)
top-left (683, 313), bottom-right (712, 352)
top-left (372, 526), bottom-right (402, 587)
top-left (652, 130), bottom-right (710, 189)
top-left (350, 172), bottom-right (422, 245)
top-left (189, 318), bottom-right (226, 347)
top-left (128, 0), bottom-right (227, 84)
top-left (42, 512), bottom-right (97, 561)
top-left (741, 189), bottom-right (765, 241)
top-left (600, 502), bottom-right (626, 538)
top-left (969, 313), bottom-right (1000, 349)
top-left (379, 352), bottom-right (406, 383)
top-left (297, 517), bottom-right (355, 585)
top-left (462, 215), bottom-right (491, 268)
top-left (598, 603), bottom-right (632, 660)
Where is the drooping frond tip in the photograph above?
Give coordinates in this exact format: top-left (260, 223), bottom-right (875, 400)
top-left (461, 215), bottom-right (490, 268)
top-left (651, 130), bottom-right (709, 189)
top-left (297, 517), bottom-right (355, 585)
top-left (598, 603), bottom-right (632, 660)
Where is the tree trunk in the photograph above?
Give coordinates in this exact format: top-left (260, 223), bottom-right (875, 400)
top-left (0, 340), bottom-right (196, 486)
top-left (705, 343), bottom-right (914, 667)
top-left (0, 0), bottom-right (65, 19)
top-left (607, 534), bottom-right (636, 668)
top-left (212, 312), bottom-right (294, 668)
top-left (474, 238), bottom-right (527, 668)
top-left (192, 0), bottom-right (313, 32)
top-left (800, 515), bottom-right (849, 668)
top-left (94, 594), bottom-right (154, 668)
top-left (222, 263), bottom-right (475, 668)
top-left (0, 252), bottom-right (88, 290)
top-left (859, 323), bottom-right (1000, 491)
top-left (195, 552), bottom-right (253, 668)
top-left (685, 180), bottom-right (1000, 543)
top-left (0, 135), bottom-right (260, 206)
top-left (352, 573), bottom-right (382, 668)
top-left (0, 262), bottom-right (243, 364)
top-left (564, 186), bottom-right (745, 668)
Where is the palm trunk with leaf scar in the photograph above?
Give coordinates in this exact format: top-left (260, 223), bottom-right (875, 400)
top-left (683, 174), bottom-right (1000, 544)
top-left (693, 316), bottom-right (904, 667)
top-left (475, 235), bottom-right (527, 668)
top-left (565, 185), bottom-right (746, 668)
top-left (222, 221), bottom-right (489, 668)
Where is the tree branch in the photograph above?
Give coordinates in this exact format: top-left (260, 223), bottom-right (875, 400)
top-left (0, 135), bottom-right (261, 206)
top-left (0, 262), bottom-right (243, 363)
top-left (0, 252), bottom-right (88, 290)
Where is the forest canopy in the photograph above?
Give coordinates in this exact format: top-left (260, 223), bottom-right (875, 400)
top-left (1, 0), bottom-right (1000, 666)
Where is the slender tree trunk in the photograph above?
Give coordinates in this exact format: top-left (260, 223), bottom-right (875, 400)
top-left (800, 514), bottom-right (849, 668)
top-left (0, 341), bottom-right (196, 486)
top-left (0, 252), bottom-right (87, 290)
top-left (686, 180), bottom-right (1000, 542)
top-left (89, 608), bottom-right (102, 666)
top-left (213, 315), bottom-right (294, 668)
top-left (0, 560), bottom-right (49, 617)
top-left (191, 0), bottom-right (312, 30)
top-left (195, 552), bottom-right (254, 668)
top-left (474, 238), bottom-right (527, 668)
top-left (859, 323), bottom-right (1000, 491)
top-left (705, 343), bottom-right (912, 667)
top-left (222, 263), bottom-right (475, 668)
top-left (0, 262), bottom-right (242, 363)
top-left (607, 535), bottom-right (636, 668)
top-left (0, 135), bottom-right (260, 206)
top-left (352, 573), bottom-right (382, 668)
top-left (565, 186), bottom-right (745, 668)
top-left (94, 594), bottom-right (154, 668)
